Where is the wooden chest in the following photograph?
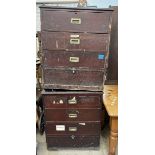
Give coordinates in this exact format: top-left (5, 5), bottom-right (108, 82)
top-left (42, 90), bottom-right (103, 148)
top-left (40, 6), bottom-right (113, 91)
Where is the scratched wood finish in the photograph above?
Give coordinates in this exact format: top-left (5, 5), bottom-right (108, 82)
top-left (43, 50), bottom-right (108, 69)
top-left (45, 108), bottom-right (101, 122)
top-left (42, 90), bottom-right (103, 148)
top-left (40, 6), bottom-right (113, 148)
top-left (106, 6), bottom-right (118, 84)
top-left (46, 135), bottom-right (100, 148)
top-left (45, 122), bottom-right (101, 135)
top-left (41, 31), bottom-right (110, 51)
top-left (40, 7), bottom-right (113, 33)
top-left (43, 68), bottom-right (105, 91)
top-left (40, 6), bottom-right (113, 91)
top-left (43, 91), bottom-right (102, 109)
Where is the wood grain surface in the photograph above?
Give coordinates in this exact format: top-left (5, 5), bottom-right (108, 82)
top-left (103, 85), bottom-right (118, 117)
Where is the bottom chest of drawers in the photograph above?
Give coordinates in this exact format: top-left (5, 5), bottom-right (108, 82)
top-left (42, 90), bottom-right (102, 148)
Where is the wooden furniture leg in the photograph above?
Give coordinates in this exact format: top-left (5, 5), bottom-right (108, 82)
top-left (109, 117), bottom-right (118, 155)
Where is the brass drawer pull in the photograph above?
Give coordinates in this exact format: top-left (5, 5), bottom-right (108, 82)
top-left (69, 57), bottom-right (79, 63)
top-left (69, 127), bottom-right (77, 132)
top-left (71, 18), bottom-right (81, 24)
top-left (70, 38), bottom-right (80, 44)
top-left (68, 113), bottom-right (77, 118)
top-left (70, 34), bottom-right (79, 38)
top-left (68, 97), bottom-right (77, 104)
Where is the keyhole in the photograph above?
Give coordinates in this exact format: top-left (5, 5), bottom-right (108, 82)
top-left (71, 135), bottom-right (75, 139)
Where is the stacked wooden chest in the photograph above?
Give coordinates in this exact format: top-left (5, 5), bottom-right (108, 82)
top-left (40, 6), bottom-right (113, 149)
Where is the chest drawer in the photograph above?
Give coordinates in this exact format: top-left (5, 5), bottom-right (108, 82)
top-left (45, 122), bottom-right (100, 136)
top-left (43, 50), bottom-right (107, 70)
top-left (46, 135), bottom-right (100, 148)
top-left (43, 68), bottom-right (105, 91)
top-left (41, 31), bottom-right (110, 51)
top-left (41, 8), bottom-right (112, 33)
top-left (45, 108), bottom-right (101, 122)
top-left (43, 91), bottom-right (102, 109)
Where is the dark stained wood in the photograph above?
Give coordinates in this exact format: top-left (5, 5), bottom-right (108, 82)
top-left (43, 91), bottom-right (102, 109)
top-left (45, 108), bottom-right (101, 122)
top-left (43, 68), bottom-right (105, 91)
top-left (40, 6), bottom-right (113, 148)
top-left (46, 135), bottom-right (100, 148)
top-left (40, 6), bottom-right (114, 11)
top-left (41, 31), bottom-right (110, 51)
top-left (43, 50), bottom-right (108, 69)
top-left (45, 122), bottom-right (101, 135)
top-left (42, 90), bottom-right (102, 148)
top-left (106, 6), bottom-right (118, 84)
top-left (40, 7), bottom-right (113, 33)
top-left (40, 6), bottom-right (113, 91)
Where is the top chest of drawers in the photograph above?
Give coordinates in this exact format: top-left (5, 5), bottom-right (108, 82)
top-left (40, 7), bottom-right (113, 91)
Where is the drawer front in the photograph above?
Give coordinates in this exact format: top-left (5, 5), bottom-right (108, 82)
top-left (41, 31), bottom-right (110, 51)
top-left (45, 109), bottom-right (101, 122)
top-left (43, 93), bottom-right (102, 109)
top-left (43, 50), bottom-right (107, 70)
top-left (43, 68), bottom-right (105, 91)
top-left (45, 122), bottom-right (101, 135)
top-left (41, 9), bottom-right (112, 33)
top-left (46, 135), bottom-right (100, 148)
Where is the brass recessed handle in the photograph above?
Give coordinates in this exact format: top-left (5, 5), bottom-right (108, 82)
top-left (68, 113), bottom-right (77, 118)
top-left (71, 18), bottom-right (81, 24)
top-left (69, 57), bottom-right (79, 63)
top-left (70, 38), bottom-right (80, 44)
top-left (68, 97), bottom-right (77, 104)
top-left (69, 127), bottom-right (77, 132)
